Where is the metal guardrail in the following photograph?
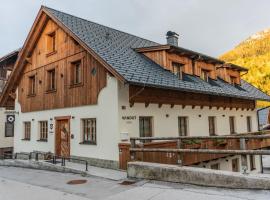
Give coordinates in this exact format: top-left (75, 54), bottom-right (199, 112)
top-left (1, 151), bottom-right (89, 172)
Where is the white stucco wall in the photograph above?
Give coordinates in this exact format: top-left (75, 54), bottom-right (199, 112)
top-left (0, 108), bottom-right (13, 149)
top-left (118, 84), bottom-right (258, 139)
top-left (14, 75), bottom-right (120, 161)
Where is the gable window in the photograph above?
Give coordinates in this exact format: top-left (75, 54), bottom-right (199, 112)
top-left (208, 116), bottom-right (216, 136)
top-left (47, 31), bottom-right (56, 54)
top-left (71, 60), bottom-right (82, 85)
top-left (24, 122), bottom-right (31, 140)
top-left (246, 116), bottom-right (252, 132)
top-left (250, 155), bottom-right (256, 171)
top-left (229, 116), bottom-right (236, 134)
top-left (139, 117), bottom-right (153, 138)
top-left (5, 123), bottom-right (14, 137)
top-left (178, 116), bottom-right (188, 136)
top-left (201, 69), bottom-right (210, 82)
top-left (39, 121), bottom-right (48, 141)
top-left (172, 62), bottom-right (184, 79)
top-left (81, 118), bottom-right (96, 144)
top-left (28, 75), bottom-right (36, 96)
top-left (47, 68), bottom-right (56, 91)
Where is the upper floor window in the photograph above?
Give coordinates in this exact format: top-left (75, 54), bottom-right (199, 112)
top-left (246, 116), bottom-right (252, 132)
top-left (172, 62), bottom-right (184, 79)
top-left (47, 68), bottom-right (56, 91)
top-left (208, 116), bottom-right (216, 136)
top-left (229, 116), bottom-right (236, 134)
top-left (201, 69), bottom-right (210, 82)
top-left (28, 75), bottom-right (36, 96)
top-left (71, 60), bottom-right (82, 85)
top-left (47, 31), bottom-right (56, 54)
top-left (178, 116), bottom-right (188, 136)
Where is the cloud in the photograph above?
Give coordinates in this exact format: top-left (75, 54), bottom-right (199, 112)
top-left (0, 0), bottom-right (270, 57)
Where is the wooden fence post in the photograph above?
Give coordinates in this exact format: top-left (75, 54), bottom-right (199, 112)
top-left (177, 139), bottom-right (182, 166)
top-left (240, 138), bottom-right (248, 174)
top-left (130, 139), bottom-right (136, 161)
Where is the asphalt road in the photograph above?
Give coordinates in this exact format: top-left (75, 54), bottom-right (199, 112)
top-left (0, 166), bottom-right (269, 200)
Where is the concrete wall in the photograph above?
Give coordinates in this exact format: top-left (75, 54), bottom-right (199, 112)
top-left (0, 108), bottom-right (13, 149)
top-left (14, 75), bottom-right (120, 162)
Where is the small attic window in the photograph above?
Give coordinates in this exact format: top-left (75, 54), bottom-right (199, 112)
top-left (172, 62), bottom-right (184, 79)
top-left (230, 76), bottom-right (237, 86)
top-left (201, 69), bottom-right (210, 82)
top-left (47, 31), bottom-right (56, 55)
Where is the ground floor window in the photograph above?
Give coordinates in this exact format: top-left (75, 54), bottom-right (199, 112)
top-left (39, 121), bottom-right (48, 141)
top-left (139, 117), bottom-right (153, 138)
top-left (82, 118), bottom-right (96, 144)
top-left (250, 155), bottom-right (256, 171)
top-left (24, 122), bottom-right (31, 140)
top-left (229, 116), bottom-right (236, 134)
top-left (178, 116), bottom-right (188, 136)
top-left (246, 116), bottom-right (252, 132)
top-left (210, 163), bottom-right (220, 170)
top-left (208, 116), bottom-right (216, 136)
top-left (232, 158), bottom-right (239, 172)
top-left (5, 122), bottom-right (14, 137)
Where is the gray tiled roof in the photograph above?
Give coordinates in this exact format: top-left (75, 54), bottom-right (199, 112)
top-left (45, 7), bottom-right (270, 101)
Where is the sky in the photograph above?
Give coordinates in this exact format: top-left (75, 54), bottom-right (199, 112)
top-left (0, 0), bottom-right (270, 58)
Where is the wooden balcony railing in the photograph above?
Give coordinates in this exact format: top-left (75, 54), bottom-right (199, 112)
top-left (118, 131), bottom-right (270, 170)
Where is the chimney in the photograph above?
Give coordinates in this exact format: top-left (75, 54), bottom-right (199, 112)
top-left (166, 31), bottom-right (179, 46)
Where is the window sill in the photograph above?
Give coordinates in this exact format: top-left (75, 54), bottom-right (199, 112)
top-left (37, 139), bottom-right (48, 142)
top-left (79, 141), bottom-right (96, 145)
top-left (5, 135), bottom-right (14, 138)
top-left (46, 51), bottom-right (57, 57)
top-left (45, 89), bottom-right (57, 94)
top-left (69, 83), bottom-right (83, 88)
top-left (21, 138), bottom-right (30, 141)
top-left (27, 94), bottom-right (36, 98)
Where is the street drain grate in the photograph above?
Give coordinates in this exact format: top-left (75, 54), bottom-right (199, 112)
top-left (119, 180), bottom-right (136, 185)
top-left (67, 179), bottom-right (87, 185)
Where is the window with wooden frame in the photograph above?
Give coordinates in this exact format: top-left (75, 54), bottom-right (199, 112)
top-left (250, 155), bottom-right (256, 171)
top-left (229, 116), bottom-right (236, 134)
top-left (81, 118), bottom-right (96, 144)
top-left (172, 62), bottom-right (184, 79)
top-left (5, 123), bottom-right (14, 137)
top-left (47, 68), bottom-right (56, 91)
top-left (230, 76), bottom-right (237, 86)
top-left (47, 31), bottom-right (56, 54)
top-left (201, 69), bottom-right (210, 82)
top-left (23, 122), bottom-right (31, 140)
top-left (139, 117), bottom-right (153, 138)
top-left (70, 60), bottom-right (82, 85)
top-left (39, 121), bottom-right (48, 141)
top-left (178, 116), bottom-right (188, 136)
top-left (28, 75), bottom-right (36, 96)
top-left (208, 116), bottom-right (216, 136)
top-left (246, 116), bottom-right (252, 132)
top-left (210, 163), bottom-right (220, 170)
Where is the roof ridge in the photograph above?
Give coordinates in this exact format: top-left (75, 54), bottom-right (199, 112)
top-left (43, 6), bottom-right (160, 46)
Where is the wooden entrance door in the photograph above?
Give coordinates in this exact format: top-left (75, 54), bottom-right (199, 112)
top-left (55, 118), bottom-right (70, 158)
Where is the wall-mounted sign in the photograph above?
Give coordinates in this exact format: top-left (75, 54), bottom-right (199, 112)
top-left (122, 116), bottom-right (136, 120)
top-left (6, 115), bottom-right (15, 124)
top-left (49, 123), bottom-right (54, 133)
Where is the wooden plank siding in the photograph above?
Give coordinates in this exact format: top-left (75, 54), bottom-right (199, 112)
top-left (129, 85), bottom-right (256, 110)
top-left (142, 50), bottom-right (240, 83)
top-left (18, 19), bottom-right (107, 112)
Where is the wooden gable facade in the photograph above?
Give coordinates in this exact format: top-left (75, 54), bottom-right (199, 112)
top-left (17, 19), bottom-right (107, 112)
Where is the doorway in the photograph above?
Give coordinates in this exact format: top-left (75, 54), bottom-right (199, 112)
top-left (55, 117), bottom-right (70, 158)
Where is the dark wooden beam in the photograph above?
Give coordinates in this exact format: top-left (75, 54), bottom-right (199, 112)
top-left (158, 103), bottom-right (162, 108)
top-left (145, 102), bottom-right (149, 108)
top-left (171, 104), bottom-right (174, 108)
top-left (130, 102), bottom-right (134, 107)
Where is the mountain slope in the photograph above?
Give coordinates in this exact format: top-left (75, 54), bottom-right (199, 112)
top-left (220, 29), bottom-right (270, 99)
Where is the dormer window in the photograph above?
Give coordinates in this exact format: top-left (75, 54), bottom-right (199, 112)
top-left (201, 69), bottom-right (210, 82)
top-left (172, 62), bottom-right (184, 79)
top-left (230, 76), bottom-right (237, 86)
top-left (47, 31), bottom-right (56, 54)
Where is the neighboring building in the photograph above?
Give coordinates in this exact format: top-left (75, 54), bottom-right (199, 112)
top-left (0, 49), bottom-right (19, 156)
top-left (0, 6), bottom-right (270, 171)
